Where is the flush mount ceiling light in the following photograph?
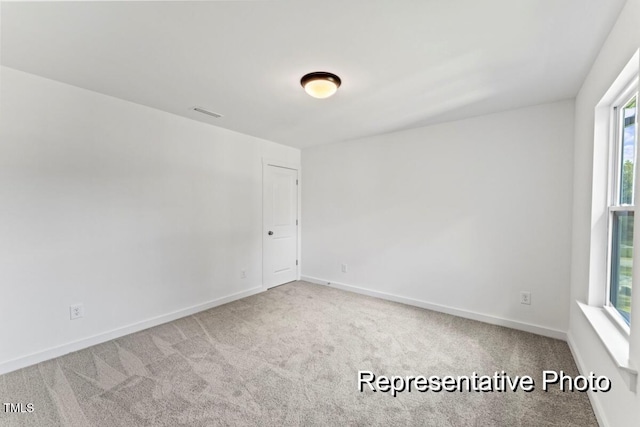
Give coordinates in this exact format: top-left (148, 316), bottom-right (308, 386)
top-left (300, 72), bottom-right (342, 99)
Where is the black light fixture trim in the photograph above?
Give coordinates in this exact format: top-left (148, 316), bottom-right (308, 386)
top-left (192, 106), bottom-right (223, 118)
top-left (300, 72), bottom-right (342, 89)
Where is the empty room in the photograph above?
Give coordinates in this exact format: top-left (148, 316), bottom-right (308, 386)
top-left (1, 1), bottom-right (639, 426)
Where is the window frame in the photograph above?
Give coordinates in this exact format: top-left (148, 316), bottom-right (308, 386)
top-left (605, 80), bottom-right (638, 333)
top-left (583, 49), bottom-right (639, 392)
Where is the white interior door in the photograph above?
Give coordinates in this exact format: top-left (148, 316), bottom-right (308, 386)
top-left (263, 164), bottom-right (298, 288)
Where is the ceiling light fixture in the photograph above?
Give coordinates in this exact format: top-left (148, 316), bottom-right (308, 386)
top-left (300, 72), bottom-right (342, 99)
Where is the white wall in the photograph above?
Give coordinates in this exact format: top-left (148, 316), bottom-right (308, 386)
top-left (569, 0), bottom-right (640, 425)
top-left (0, 67), bottom-right (299, 372)
top-left (302, 100), bottom-right (575, 337)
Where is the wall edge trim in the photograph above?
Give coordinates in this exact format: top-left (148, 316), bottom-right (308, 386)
top-left (567, 331), bottom-right (610, 427)
top-left (301, 275), bottom-right (567, 340)
top-left (0, 286), bottom-right (264, 375)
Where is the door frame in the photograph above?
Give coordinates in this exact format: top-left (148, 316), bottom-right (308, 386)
top-left (262, 158), bottom-right (301, 290)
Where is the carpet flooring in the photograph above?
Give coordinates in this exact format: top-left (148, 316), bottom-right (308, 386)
top-left (0, 281), bottom-right (597, 426)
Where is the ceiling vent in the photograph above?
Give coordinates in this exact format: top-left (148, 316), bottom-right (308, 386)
top-left (192, 107), bottom-right (223, 119)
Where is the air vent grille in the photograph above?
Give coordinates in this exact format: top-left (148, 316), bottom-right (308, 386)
top-left (192, 107), bottom-right (223, 119)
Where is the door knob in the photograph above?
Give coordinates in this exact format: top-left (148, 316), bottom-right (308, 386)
top-left (268, 231), bottom-right (274, 235)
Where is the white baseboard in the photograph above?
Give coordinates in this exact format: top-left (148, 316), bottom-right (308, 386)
top-left (301, 275), bottom-right (567, 341)
top-left (567, 332), bottom-right (608, 427)
top-left (0, 286), bottom-right (264, 375)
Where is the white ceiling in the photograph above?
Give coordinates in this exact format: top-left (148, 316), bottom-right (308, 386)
top-left (1, 0), bottom-right (627, 148)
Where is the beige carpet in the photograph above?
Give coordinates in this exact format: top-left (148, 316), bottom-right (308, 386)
top-left (0, 281), bottom-right (596, 426)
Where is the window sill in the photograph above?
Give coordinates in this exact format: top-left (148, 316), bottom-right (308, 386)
top-left (577, 301), bottom-right (638, 392)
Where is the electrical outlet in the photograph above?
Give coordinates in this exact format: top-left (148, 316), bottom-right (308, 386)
top-left (70, 303), bottom-right (84, 320)
top-left (341, 263), bottom-right (348, 273)
top-left (520, 291), bottom-right (531, 305)
top-left (241, 270), bottom-right (247, 279)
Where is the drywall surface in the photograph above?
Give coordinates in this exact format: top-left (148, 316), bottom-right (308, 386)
top-left (569, 0), bottom-right (640, 425)
top-left (302, 100), bottom-right (574, 335)
top-left (0, 67), bottom-right (299, 371)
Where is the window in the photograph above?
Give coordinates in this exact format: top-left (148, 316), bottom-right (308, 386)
top-left (607, 85), bottom-right (638, 327)
top-left (582, 51), bottom-right (639, 391)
